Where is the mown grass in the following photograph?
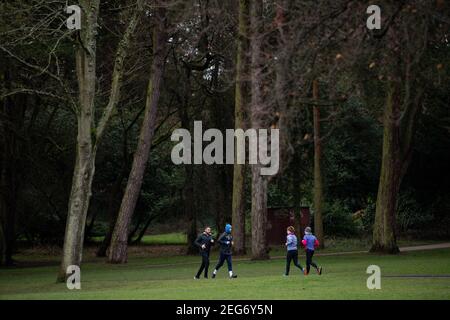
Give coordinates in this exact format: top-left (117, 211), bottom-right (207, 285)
top-left (91, 232), bottom-right (187, 245)
top-left (90, 232), bottom-right (440, 248)
top-left (1, 247), bottom-right (449, 300)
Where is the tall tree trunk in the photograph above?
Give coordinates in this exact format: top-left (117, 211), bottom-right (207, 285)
top-left (371, 19), bottom-right (426, 253)
top-left (185, 164), bottom-right (197, 254)
top-left (58, 0), bottom-right (142, 280)
top-left (231, 162), bottom-right (246, 254)
top-left (231, 0), bottom-right (250, 256)
top-left (292, 153), bottom-right (303, 237)
top-left (108, 8), bottom-right (168, 263)
top-left (96, 165), bottom-right (127, 257)
top-left (0, 61), bottom-right (20, 266)
top-left (182, 99), bottom-right (197, 254)
top-left (371, 81), bottom-right (402, 254)
top-left (249, 0), bottom-right (269, 260)
top-left (250, 165), bottom-right (269, 259)
top-left (179, 59), bottom-right (197, 255)
top-left (312, 79), bottom-right (324, 248)
top-left (57, 0), bottom-right (99, 282)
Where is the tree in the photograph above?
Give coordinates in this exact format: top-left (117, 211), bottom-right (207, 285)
top-left (0, 58), bottom-right (22, 266)
top-left (231, 0), bottom-right (250, 255)
top-left (312, 79), bottom-right (325, 248)
top-left (108, 6), bottom-right (168, 263)
top-left (249, 0), bottom-right (270, 260)
top-left (370, 1), bottom-right (434, 253)
top-left (58, 0), bottom-right (144, 280)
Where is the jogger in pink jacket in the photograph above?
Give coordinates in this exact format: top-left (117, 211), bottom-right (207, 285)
top-left (301, 227), bottom-right (323, 275)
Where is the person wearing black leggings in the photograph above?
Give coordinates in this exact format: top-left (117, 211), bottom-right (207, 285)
top-left (305, 249), bottom-right (319, 273)
top-left (212, 224), bottom-right (237, 279)
top-left (284, 226), bottom-right (304, 276)
top-left (194, 226), bottom-right (214, 279)
top-left (301, 227), bottom-right (323, 275)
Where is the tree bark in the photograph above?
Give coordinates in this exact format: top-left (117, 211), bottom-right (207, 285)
top-left (250, 165), bottom-right (269, 259)
top-left (370, 17), bottom-right (426, 253)
top-left (0, 61), bottom-right (20, 266)
top-left (292, 153), bottom-right (303, 237)
top-left (96, 165), bottom-right (127, 257)
top-left (312, 79), bottom-right (324, 248)
top-left (179, 57), bottom-right (197, 256)
top-left (57, 0), bottom-right (100, 282)
top-left (182, 100), bottom-right (197, 255)
top-left (371, 80), bottom-right (403, 254)
top-left (108, 8), bottom-right (168, 263)
top-left (185, 163), bottom-right (197, 254)
top-left (231, 0), bottom-right (250, 256)
top-left (249, 0), bottom-right (269, 260)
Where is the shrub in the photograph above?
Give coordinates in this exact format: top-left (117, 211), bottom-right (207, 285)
top-left (360, 197), bottom-right (376, 234)
top-left (321, 200), bottom-right (359, 237)
top-left (397, 189), bottom-right (433, 234)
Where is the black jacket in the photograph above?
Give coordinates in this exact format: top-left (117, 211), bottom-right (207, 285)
top-left (218, 232), bottom-right (233, 255)
top-left (194, 232), bottom-right (214, 253)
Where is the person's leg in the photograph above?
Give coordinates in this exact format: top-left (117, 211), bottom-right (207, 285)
top-left (292, 250), bottom-right (303, 271)
top-left (215, 253), bottom-right (225, 270)
top-left (226, 255), bottom-right (235, 277)
top-left (195, 254), bottom-right (206, 278)
top-left (212, 253), bottom-right (225, 278)
top-left (306, 249), bottom-right (312, 274)
top-left (226, 255), bottom-right (232, 272)
top-left (225, 255), bottom-right (237, 278)
top-left (285, 251), bottom-right (293, 275)
top-left (203, 253), bottom-right (210, 278)
top-left (309, 250), bottom-right (320, 273)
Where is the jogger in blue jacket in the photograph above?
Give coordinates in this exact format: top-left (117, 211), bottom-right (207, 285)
top-left (284, 226), bottom-right (304, 276)
top-left (301, 227), bottom-right (323, 275)
top-left (212, 224), bottom-right (237, 279)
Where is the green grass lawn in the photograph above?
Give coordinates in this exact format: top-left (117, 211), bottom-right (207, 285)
top-left (91, 232), bottom-right (187, 245)
top-left (90, 232), bottom-right (440, 248)
top-left (1, 248), bottom-right (449, 300)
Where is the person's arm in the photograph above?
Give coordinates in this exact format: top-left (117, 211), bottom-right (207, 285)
top-left (314, 237), bottom-right (320, 248)
top-left (218, 232), bottom-right (226, 244)
top-left (301, 237), bottom-right (307, 248)
top-left (194, 234), bottom-right (203, 248)
top-left (286, 235), bottom-right (293, 246)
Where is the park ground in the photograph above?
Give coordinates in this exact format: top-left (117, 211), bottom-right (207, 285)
top-left (0, 237), bottom-right (449, 300)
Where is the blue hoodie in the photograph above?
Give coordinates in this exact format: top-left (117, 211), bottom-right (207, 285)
top-left (218, 224), bottom-right (233, 255)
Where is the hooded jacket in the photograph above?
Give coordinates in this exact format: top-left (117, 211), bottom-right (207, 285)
top-left (218, 224), bottom-right (233, 255)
